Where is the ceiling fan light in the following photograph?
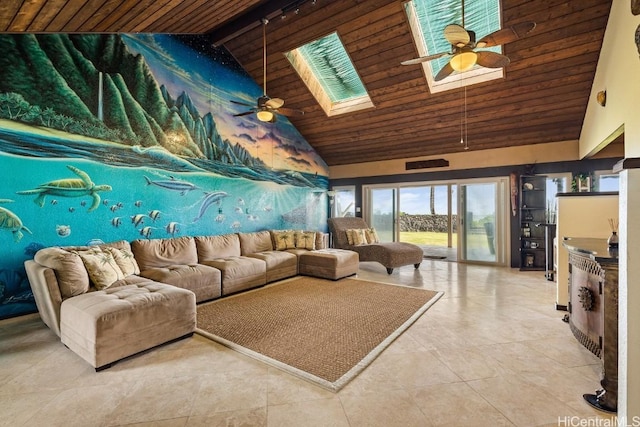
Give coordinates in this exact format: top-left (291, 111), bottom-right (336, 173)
top-left (450, 51), bottom-right (478, 72)
top-left (257, 110), bottom-right (275, 122)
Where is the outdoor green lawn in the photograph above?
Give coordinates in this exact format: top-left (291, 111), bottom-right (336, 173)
top-left (399, 231), bottom-right (453, 245)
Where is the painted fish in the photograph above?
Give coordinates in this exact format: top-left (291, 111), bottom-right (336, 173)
top-left (165, 222), bottom-right (180, 236)
top-left (246, 214), bottom-right (259, 221)
top-left (234, 206), bottom-right (243, 214)
top-left (230, 221), bottom-right (241, 230)
top-left (237, 197), bottom-right (245, 206)
top-left (215, 214), bottom-right (225, 223)
top-left (148, 210), bottom-right (161, 221)
top-left (56, 225), bottom-right (71, 237)
top-left (139, 226), bottom-right (154, 239)
top-left (131, 214), bottom-right (146, 227)
top-left (50, 200), bottom-right (57, 205)
top-left (111, 217), bottom-right (122, 227)
top-left (144, 176), bottom-right (197, 195)
top-left (110, 204), bottom-right (120, 212)
top-left (193, 191), bottom-right (228, 222)
top-left (68, 207), bottom-right (75, 213)
top-left (135, 200), bottom-right (142, 208)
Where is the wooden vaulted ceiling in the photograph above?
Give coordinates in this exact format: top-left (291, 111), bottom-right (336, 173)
top-left (0, 0), bottom-right (613, 166)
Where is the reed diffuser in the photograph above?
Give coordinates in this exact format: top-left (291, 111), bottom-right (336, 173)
top-left (607, 218), bottom-right (619, 248)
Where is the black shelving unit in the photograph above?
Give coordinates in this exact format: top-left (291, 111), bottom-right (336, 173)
top-left (519, 175), bottom-right (547, 271)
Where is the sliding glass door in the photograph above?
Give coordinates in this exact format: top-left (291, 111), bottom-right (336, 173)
top-left (458, 179), bottom-right (508, 264)
top-left (364, 177), bottom-right (509, 266)
top-left (369, 187), bottom-right (396, 242)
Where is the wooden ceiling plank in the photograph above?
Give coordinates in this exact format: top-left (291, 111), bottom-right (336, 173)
top-left (0, 0), bottom-right (25, 31)
top-left (126, 0), bottom-right (179, 32)
top-left (7, 0), bottom-right (47, 31)
top-left (48, 0), bottom-right (92, 31)
top-left (91, 0), bottom-right (139, 32)
top-left (60, 0), bottom-right (109, 31)
top-left (26, 0), bottom-right (67, 31)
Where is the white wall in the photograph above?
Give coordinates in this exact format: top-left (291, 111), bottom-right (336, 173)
top-left (555, 194), bottom-right (618, 307)
top-left (579, 0), bottom-right (640, 420)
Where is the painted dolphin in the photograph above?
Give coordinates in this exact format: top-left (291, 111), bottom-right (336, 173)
top-left (193, 191), bottom-right (228, 222)
top-left (144, 176), bottom-right (198, 195)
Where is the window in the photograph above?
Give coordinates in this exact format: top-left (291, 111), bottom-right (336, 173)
top-left (285, 32), bottom-right (374, 116)
top-left (595, 172), bottom-right (619, 192)
top-left (331, 186), bottom-right (356, 218)
top-left (404, 0), bottom-right (504, 93)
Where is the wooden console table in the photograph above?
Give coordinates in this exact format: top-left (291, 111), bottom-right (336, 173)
top-left (563, 237), bottom-right (618, 413)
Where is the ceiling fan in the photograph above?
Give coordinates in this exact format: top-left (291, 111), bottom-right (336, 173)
top-left (232, 18), bottom-right (304, 123)
top-left (401, 0), bottom-right (535, 81)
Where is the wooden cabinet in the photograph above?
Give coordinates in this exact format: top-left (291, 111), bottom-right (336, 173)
top-left (519, 175), bottom-right (547, 270)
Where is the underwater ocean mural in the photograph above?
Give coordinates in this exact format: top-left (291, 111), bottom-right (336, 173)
top-left (0, 34), bottom-right (329, 319)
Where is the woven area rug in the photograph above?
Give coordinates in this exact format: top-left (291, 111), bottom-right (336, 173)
top-left (196, 276), bottom-right (443, 391)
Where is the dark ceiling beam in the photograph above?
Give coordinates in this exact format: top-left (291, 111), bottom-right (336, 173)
top-left (207, 0), bottom-right (308, 46)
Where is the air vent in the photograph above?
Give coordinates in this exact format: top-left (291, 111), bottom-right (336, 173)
top-left (406, 159), bottom-right (449, 170)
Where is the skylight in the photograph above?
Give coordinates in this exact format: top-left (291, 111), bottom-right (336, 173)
top-left (405, 0), bottom-right (504, 93)
top-left (285, 32), bottom-right (374, 116)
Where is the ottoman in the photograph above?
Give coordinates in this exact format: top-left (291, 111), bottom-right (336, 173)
top-left (60, 281), bottom-right (196, 370)
top-left (298, 249), bottom-right (359, 280)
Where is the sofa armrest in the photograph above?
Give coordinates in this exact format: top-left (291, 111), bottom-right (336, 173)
top-left (24, 260), bottom-right (63, 337)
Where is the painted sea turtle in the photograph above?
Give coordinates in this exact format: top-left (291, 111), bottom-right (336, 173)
top-left (17, 165), bottom-right (111, 212)
top-left (0, 199), bottom-right (32, 243)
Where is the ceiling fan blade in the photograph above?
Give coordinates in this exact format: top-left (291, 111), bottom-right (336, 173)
top-left (265, 97), bottom-right (285, 109)
top-left (401, 52), bottom-right (450, 66)
top-left (476, 21), bottom-right (536, 48)
top-left (233, 111), bottom-right (255, 117)
top-left (277, 107), bottom-right (305, 117)
top-left (230, 100), bottom-right (253, 107)
top-left (475, 50), bottom-right (510, 68)
top-left (444, 24), bottom-right (470, 47)
top-left (434, 61), bottom-right (455, 81)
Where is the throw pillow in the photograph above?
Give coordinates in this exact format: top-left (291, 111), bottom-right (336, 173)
top-left (75, 248), bottom-right (125, 290)
top-left (105, 247), bottom-right (140, 276)
top-left (365, 228), bottom-right (380, 244)
top-left (346, 229), bottom-right (366, 246)
top-left (273, 231), bottom-right (296, 250)
top-left (294, 231), bottom-right (316, 250)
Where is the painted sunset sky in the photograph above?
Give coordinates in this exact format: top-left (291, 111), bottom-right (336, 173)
top-left (121, 34), bottom-right (327, 176)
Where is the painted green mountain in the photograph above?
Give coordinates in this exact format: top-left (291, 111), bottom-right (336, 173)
top-left (0, 34), bottom-right (263, 169)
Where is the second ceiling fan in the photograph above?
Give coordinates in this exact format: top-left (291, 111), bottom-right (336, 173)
top-left (402, 0), bottom-right (535, 81)
top-left (232, 18), bottom-right (304, 123)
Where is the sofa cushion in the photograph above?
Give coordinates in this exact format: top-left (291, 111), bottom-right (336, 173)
top-left (200, 256), bottom-right (266, 295)
top-left (346, 229), bottom-right (367, 246)
top-left (238, 231), bottom-right (273, 255)
top-left (34, 247), bottom-right (90, 299)
top-left (271, 230), bottom-right (296, 250)
top-left (294, 231), bottom-right (316, 250)
top-left (139, 264), bottom-right (222, 302)
top-left (75, 248), bottom-right (125, 290)
top-left (131, 236), bottom-right (197, 270)
top-left (364, 228), bottom-right (380, 244)
top-left (195, 234), bottom-right (241, 260)
top-left (246, 250), bottom-right (297, 282)
top-left (105, 246), bottom-right (140, 276)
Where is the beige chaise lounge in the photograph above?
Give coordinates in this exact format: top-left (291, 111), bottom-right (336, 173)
top-left (328, 217), bottom-right (423, 274)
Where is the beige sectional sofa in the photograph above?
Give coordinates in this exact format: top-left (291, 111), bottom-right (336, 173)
top-left (24, 230), bottom-right (357, 370)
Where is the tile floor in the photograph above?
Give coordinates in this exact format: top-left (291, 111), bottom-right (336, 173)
top-left (0, 260), bottom-right (617, 427)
